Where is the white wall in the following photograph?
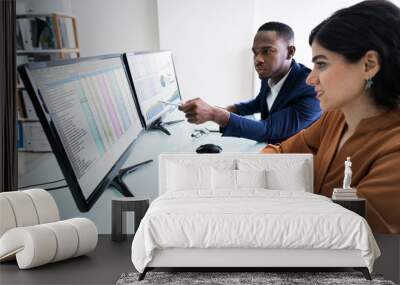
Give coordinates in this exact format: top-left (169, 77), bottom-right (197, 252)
top-left (16, 0), bottom-right (72, 14)
top-left (70, 0), bottom-right (159, 56)
top-left (157, 0), bottom-right (255, 106)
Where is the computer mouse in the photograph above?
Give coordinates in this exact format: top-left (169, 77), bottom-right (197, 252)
top-left (196, 144), bottom-right (223, 154)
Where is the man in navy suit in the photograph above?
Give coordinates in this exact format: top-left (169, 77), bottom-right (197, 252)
top-left (179, 22), bottom-right (321, 143)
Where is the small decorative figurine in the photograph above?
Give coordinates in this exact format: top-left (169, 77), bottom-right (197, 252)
top-left (343, 157), bottom-right (352, 189)
top-left (332, 157), bottom-right (358, 199)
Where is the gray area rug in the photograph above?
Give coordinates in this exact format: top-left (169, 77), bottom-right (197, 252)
top-left (116, 271), bottom-right (395, 285)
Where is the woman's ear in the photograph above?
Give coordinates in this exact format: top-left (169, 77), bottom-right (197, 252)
top-left (364, 50), bottom-right (380, 78)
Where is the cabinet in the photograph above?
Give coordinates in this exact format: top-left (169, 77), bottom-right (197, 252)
top-left (332, 198), bottom-right (366, 217)
top-left (16, 13), bottom-right (80, 152)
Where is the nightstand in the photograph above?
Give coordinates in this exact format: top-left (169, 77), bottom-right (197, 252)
top-left (111, 197), bottom-right (150, 242)
top-left (332, 198), bottom-right (366, 217)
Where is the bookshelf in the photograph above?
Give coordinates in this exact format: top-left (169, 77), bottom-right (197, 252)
top-left (16, 12), bottom-right (81, 152)
top-left (16, 13), bottom-right (80, 59)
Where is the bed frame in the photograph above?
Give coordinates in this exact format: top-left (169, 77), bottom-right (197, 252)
top-left (139, 248), bottom-right (371, 280)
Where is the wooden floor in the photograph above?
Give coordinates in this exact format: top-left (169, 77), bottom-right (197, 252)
top-left (1, 234), bottom-right (398, 284)
top-left (0, 235), bottom-right (134, 285)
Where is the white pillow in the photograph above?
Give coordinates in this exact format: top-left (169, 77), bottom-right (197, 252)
top-left (212, 169), bottom-right (236, 190)
top-left (167, 163), bottom-right (211, 191)
top-left (211, 169), bottom-right (267, 190)
top-left (236, 169), bottom-right (267, 189)
top-left (237, 158), bottom-right (309, 192)
top-left (266, 164), bottom-right (307, 191)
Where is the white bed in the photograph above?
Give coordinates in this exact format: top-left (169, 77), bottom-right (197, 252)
top-left (131, 154), bottom-right (380, 280)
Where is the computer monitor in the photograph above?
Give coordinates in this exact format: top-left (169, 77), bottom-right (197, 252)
top-left (123, 51), bottom-right (183, 135)
top-left (18, 54), bottom-right (146, 212)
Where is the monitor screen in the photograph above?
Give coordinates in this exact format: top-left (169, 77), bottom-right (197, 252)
top-left (18, 55), bottom-right (143, 211)
top-left (124, 51), bottom-right (182, 127)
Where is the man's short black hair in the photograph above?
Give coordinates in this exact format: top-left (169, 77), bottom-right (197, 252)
top-left (257, 22), bottom-right (294, 42)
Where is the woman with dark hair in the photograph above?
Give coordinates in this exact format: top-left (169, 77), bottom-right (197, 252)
top-left (262, 0), bottom-right (400, 234)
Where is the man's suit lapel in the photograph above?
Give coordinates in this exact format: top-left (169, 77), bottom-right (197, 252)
top-left (269, 61), bottom-right (299, 113)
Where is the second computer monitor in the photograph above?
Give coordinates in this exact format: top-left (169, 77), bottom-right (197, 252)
top-left (124, 51), bottom-right (182, 128)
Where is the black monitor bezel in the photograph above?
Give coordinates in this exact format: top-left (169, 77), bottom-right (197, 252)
top-left (18, 54), bottom-right (143, 212)
top-left (123, 50), bottom-right (183, 129)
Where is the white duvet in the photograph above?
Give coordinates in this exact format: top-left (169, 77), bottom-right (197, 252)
top-left (131, 190), bottom-right (380, 273)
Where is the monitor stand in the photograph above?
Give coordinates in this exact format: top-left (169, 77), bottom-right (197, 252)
top-left (149, 118), bottom-right (185, 136)
top-left (110, 159), bottom-right (153, 197)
